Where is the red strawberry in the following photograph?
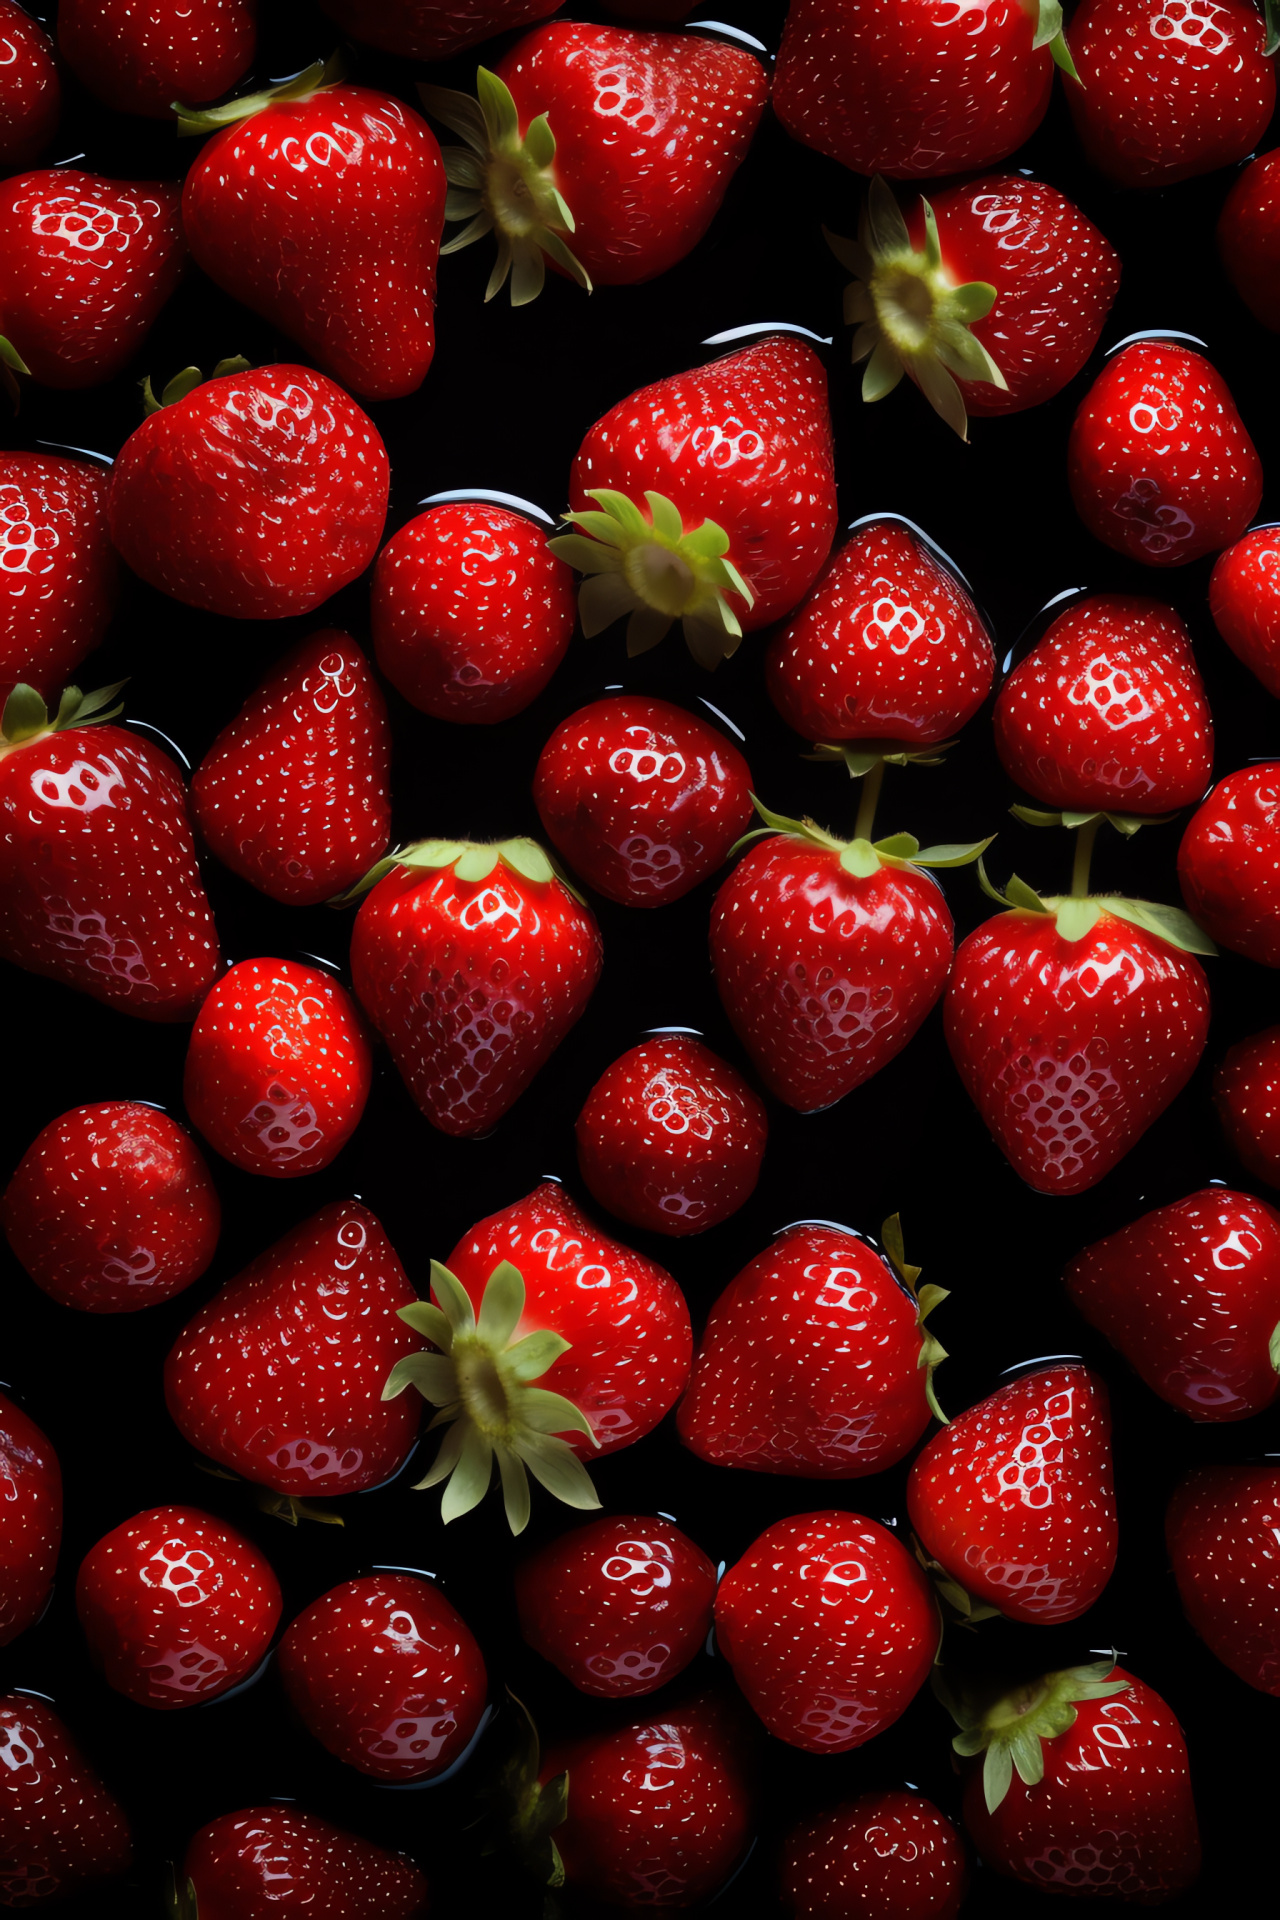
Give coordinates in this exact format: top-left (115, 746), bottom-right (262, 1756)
top-left (714, 1511), bottom-right (937, 1752)
top-left (0, 1693), bottom-right (133, 1904)
top-left (58, 0), bottom-right (255, 121)
top-left (318, 0), bottom-right (560, 60)
top-left (994, 595), bottom-right (1212, 815)
top-left (106, 362), bottom-right (389, 621)
top-left (1215, 1024), bottom-right (1280, 1187)
top-left (515, 1511), bottom-right (716, 1697)
top-left (0, 0), bottom-right (59, 172)
top-left (780, 1790), bottom-right (968, 1920)
top-left (678, 1218), bottom-right (947, 1477)
top-left (347, 838), bottom-right (602, 1138)
top-left (1066, 0), bottom-right (1274, 189)
top-left (163, 1199), bottom-right (421, 1499)
top-left (423, 25), bottom-right (766, 299)
top-left (547, 335), bottom-right (836, 667)
top-left (0, 455), bottom-right (118, 693)
top-left (575, 1032), bottom-right (767, 1236)
top-left (1066, 1188), bottom-right (1280, 1421)
top-left (181, 1805), bottom-right (429, 1920)
top-left (1067, 339), bottom-right (1262, 568)
top-left (370, 501), bottom-right (576, 723)
top-left (183, 959), bottom-right (372, 1179)
top-left (277, 1571), bottom-right (487, 1782)
top-left (180, 66), bottom-right (446, 402)
top-left (1219, 147), bottom-right (1280, 332)
top-left (190, 631), bottom-right (391, 906)
top-left (0, 1392), bottom-right (61, 1647)
top-left (75, 1504), bottom-right (281, 1710)
top-left (0, 683), bottom-right (221, 1022)
top-left (1210, 526), bottom-right (1280, 697)
top-left (1178, 764), bottom-right (1280, 966)
top-left (1167, 1463), bottom-right (1280, 1695)
top-left (532, 694), bottom-right (755, 907)
top-left (2, 1101), bottom-right (219, 1313)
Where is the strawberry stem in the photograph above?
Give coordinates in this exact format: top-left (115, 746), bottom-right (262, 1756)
top-left (854, 758), bottom-right (886, 840)
top-left (173, 51), bottom-right (343, 137)
top-left (1070, 815), bottom-right (1102, 898)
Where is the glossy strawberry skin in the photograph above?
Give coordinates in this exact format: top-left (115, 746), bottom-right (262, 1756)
top-left (1219, 148), bottom-right (1280, 332)
top-left (1210, 527), bottom-right (1280, 697)
top-left (0, 1694), bottom-right (133, 1904)
top-left (0, 456), bottom-right (118, 692)
top-left (183, 959), bottom-right (373, 1179)
top-left (184, 1805), bottom-right (430, 1920)
top-left (163, 1200), bottom-right (422, 1496)
top-left (515, 1512), bottom-right (716, 1698)
top-left (75, 1505), bottom-right (281, 1711)
top-left (2, 1101), bottom-right (219, 1313)
top-left (58, 0), bottom-right (256, 120)
top-left (994, 595), bottom-right (1212, 815)
top-left (0, 1393), bottom-right (61, 1648)
top-left (533, 695), bottom-right (755, 907)
top-left (182, 87), bottom-right (446, 401)
top-left (318, 0), bottom-right (559, 59)
top-left (1215, 1025), bottom-right (1280, 1187)
top-left (944, 908), bottom-right (1210, 1195)
top-left (766, 522), bottom-right (994, 747)
top-left (1067, 341), bottom-right (1262, 568)
top-left (1178, 764), bottom-right (1280, 966)
top-left (277, 1572), bottom-right (487, 1782)
top-left (371, 504), bottom-right (576, 724)
top-left (780, 1790), bottom-right (968, 1920)
top-left (0, 1), bottom-right (59, 175)
top-left (1167, 1464), bottom-right (1280, 1695)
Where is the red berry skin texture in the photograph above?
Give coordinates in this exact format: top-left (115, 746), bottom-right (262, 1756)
top-left (993, 595), bottom-right (1213, 815)
top-left (780, 1789), bottom-right (968, 1920)
top-left (277, 1572), bottom-right (487, 1782)
top-left (534, 696), bottom-right (754, 908)
top-left (1179, 764), bottom-right (1280, 967)
top-left (0, 455), bottom-right (118, 692)
top-left (0, 1694), bottom-right (133, 1904)
top-left (0, 1), bottom-right (60, 172)
top-left (0, 1393), bottom-right (62, 1648)
top-left (319, 0), bottom-right (560, 60)
top-left (576, 1034), bottom-right (766, 1236)
top-left (1067, 341), bottom-right (1263, 568)
top-left (58, 0), bottom-right (256, 120)
top-left (515, 1512), bottom-right (716, 1698)
top-left (371, 504), bottom-right (576, 723)
top-left (1219, 148), bottom-right (1280, 332)
top-left (2, 1102), bottom-right (219, 1313)
top-left (1210, 527), bottom-right (1280, 698)
top-left (184, 1805), bottom-right (430, 1920)
top-left (75, 1505), bottom-right (281, 1711)
top-left (714, 1511), bottom-right (938, 1753)
top-left (1066, 1188), bottom-right (1280, 1421)
top-left (1167, 1464), bottom-right (1280, 1695)
top-left (1215, 1025), bottom-right (1280, 1188)
top-left (183, 959), bottom-right (373, 1180)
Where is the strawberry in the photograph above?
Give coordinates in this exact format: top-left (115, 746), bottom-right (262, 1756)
top-left (547, 335), bottom-right (836, 667)
top-left (515, 1511), bottom-right (716, 1697)
top-left (678, 1217), bottom-right (948, 1477)
top-left (318, 0), bottom-right (560, 61)
top-left (532, 694), bottom-right (755, 907)
top-left (163, 1199), bottom-right (422, 1500)
top-left (714, 1511), bottom-right (938, 1752)
top-left (276, 1571), bottom-right (487, 1782)
top-left (347, 838), bottom-right (602, 1138)
top-left (1178, 764), bottom-right (1280, 966)
top-left (1067, 339), bottom-right (1263, 568)
top-left (1066, 1188), bottom-right (1280, 1421)
top-left (75, 1504), bottom-right (281, 1710)
top-left (1166, 1463), bottom-right (1280, 1695)
top-left (0, 1693), bottom-right (133, 1904)
top-left (179, 62), bottom-right (447, 402)
top-left (370, 501), bottom-right (576, 724)
top-left (0, 1391), bottom-right (61, 1647)
top-left (575, 1032), bottom-right (767, 1236)
top-left (180, 1805), bottom-right (429, 1920)
top-left (190, 631), bottom-right (391, 907)
top-left (1210, 526), bottom-right (1280, 697)
top-left (0, 0), bottom-right (59, 172)
top-left (0, 682), bottom-right (221, 1023)
top-left (1215, 1024), bottom-right (1280, 1188)
top-left (0, 455), bottom-right (118, 694)
top-left (780, 1789), bottom-right (968, 1920)
top-left (106, 362), bottom-right (389, 621)
top-left (422, 25), bottom-right (766, 300)
top-left (1219, 147), bottom-right (1280, 332)
top-left (58, 0), bottom-right (256, 121)
top-left (183, 959), bottom-right (372, 1180)
top-left (2, 1101), bottom-right (220, 1313)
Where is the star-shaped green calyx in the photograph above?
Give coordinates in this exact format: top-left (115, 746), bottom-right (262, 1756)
top-left (934, 1659), bottom-right (1131, 1814)
top-left (383, 1259), bottom-right (602, 1536)
top-left (733, 796), bottom-right (993, 883)
top-left (173, 51), bottom-right (343, 137)
top-left (165, 1865), bottom-right (199, 1919)
top-left (0, 680), bottom-right (127, 754)
top-left (881, 1213), bottom-right (949, 1425)
top-left (328, 834), bottom-right (583, 909)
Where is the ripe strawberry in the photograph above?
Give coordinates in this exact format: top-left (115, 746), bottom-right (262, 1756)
top-left (1167, 1463), bottom-right (1280, 1695)
top-left (547, 335), bottom-right (836, 667)
top-left (1215, 1024), bottom-right (1280, 1187)
top-left (183, 959), bottom-right (372, 1179)
top-left (1178, 764), bottom-right (1280, 967)
top-left (1066, 1188), bottom-right (1280, 1421)
top-left (515, 1511), bottom-right (716, 1697)
top-left (347, 838), bottom-right (602, 1138)
top-left (1067, 339), bottom-right (1262, 568)
top-left (1219, 147), bottom-right (1280, 332)
top-left (0, 1392), bottom-right (61, 1647)
top-left (370, 502), bottom-right (576, 723)
top-left (58, 0), bottom-right (255, 121)
top-left (181, 1805), bottom-right (429, 1920)
top-left (2, 1101), bottom-right (219, 1312)
top-left (780, 1790), bottom-right (968, 1920)
top-left (318, 0), bottom-right (560, 60)
top-left (532, 694), bottom-right (755, 907)
top-left (0, 0), bottom-right (59, 172)
top-left (180, 64), bottom-right (446, 402)
top-left (678, 1217), bottom-right (947, 1477)
top-left (75, 1504), bottom-right (281, 1710)
top-left (190, 631), bottom-right (391, 906)
top-left (0, 455), bottom-right (118, 693)
top-left (106, 362), bottom-right (389, 621)
top-left (575, 1033), bottom-right (767, 1236)
top-left (0, 683), bottom-right (221, 1022)
top-left (1210, 526), bottom-right (1280, 697)
top-left (0, 1693), bottom-right (133, 1903)
top-left (277, 1571), bottom-right (487, 1781)
top-left (164, 1200), bottom-right (421, 1499)
top-left (994, 595), bottom-right (1212, 816)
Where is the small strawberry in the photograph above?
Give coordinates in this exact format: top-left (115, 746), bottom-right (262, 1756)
top-left (0, 1392), bottom-right (61, 1647)
top-left (1215, 1024), bottom-right (1280, 1188)
top-left (532, 694), bottom-right (755, 907)
top-left (1067, 339), bottom-right (1262, 568)
top-left (575, 1032), bottom-right (767, 1236)
top-left (1167, 1463), bottom-right (1280, 1695)
top-left (547, 335), bottom-right (836, 667)
top-left (0, 0), bottom-right (59, 172)
top-left (2, 1101), bottom-right (219, 1313)
top-left (277, 1571), bottom-right (487, 1782)
top-left (1210, 526), bottom-right (1280, 697)
top-left (0, 1693), bottom-right (133, 1904)
top-left (0, 455), bottom-right (118, 693)
top-left (515, 1511), bottom-right (717, 1697)
top-left (318, 0), bottom-right (560, 60)
top-left (75, 1504), bottom-right (281, 1711)
top-left (1219, 146), bottom-right (1280, 332)
top-left (58, 0), bottom-right (256, 121)
top-left (181, 1805), bottom-right (430, 1920)
top-left (780, 1790), bottom-right (969, 1920)
top-left (1179, 763), bottom-right (1280, 967)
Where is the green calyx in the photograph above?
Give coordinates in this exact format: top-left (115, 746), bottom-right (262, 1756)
top-left (383, 1260), bottom-right (602, 1536)
top-left (420, 68), bottom-right (590, 307)
top-left (1266, 0), bottom-right (1280, 57)
top-left (140, 357), bottom-right (250, 416)
top-left (881, 1214), bottom-right (949, 1425)
top-left (0, 680), bottom-right (126, 751)
top-left (935, 1658), bottom-right (1130, 1814)
top-left (476, 1693), bottom-right (568, 1889)
top-left (1271, 1320), bottom-right (1280, 1377)
top-left (166, 1866), bottom-right (199, 1920)
top-left (733, 795), bottom-right (992, 883)
top-left (1032, 0), bottom-right (1080, 79)
top-left (173, 50), bottom-right (343, 137)
top-left (328, 835), bottom-right (583, 909)
top-left (254, 1490), bottom-right (344, 1529)
top-left (913, 1539), bottom-right (1003, 1629)
top-left (808, 737), bottom-right (959, 778)
top-left (0, 335), bottom-right (30, 412)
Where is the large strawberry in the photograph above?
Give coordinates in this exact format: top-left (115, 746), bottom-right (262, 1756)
top-left (58, 0), bottom-right (256, 120)
top-left (318, 0), bottom-right (560, 60)
top-left (1215, 1024), bottom-right (1280, 1188)
top-left (1210, 525), bottom-right (1280, 697)
top-left (0, 1694), bottom-right (133, 1904)
top-left (780, 1790), bottom-right (968, 1920)
top-left (1178, 764), bottom-right (1280, 967)
top-left (180, 1805), bottom-right (429, 1920)
top-left (0, 1391), bottom-right (61, 1647)
top-left (547, 335), bottom-right (836, 667)
top-left (1167, 1464), bottom-right (1280, 1695)
top-left (0, 455), bottom-right (117, 693)
top-left (0, 1), bottom-right (59, 177)
top-left (1219, 146), bottom-right (1280, 332)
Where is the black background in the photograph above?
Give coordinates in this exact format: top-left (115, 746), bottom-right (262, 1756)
top-left (2, 1), bottom-right (1278, 1912)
